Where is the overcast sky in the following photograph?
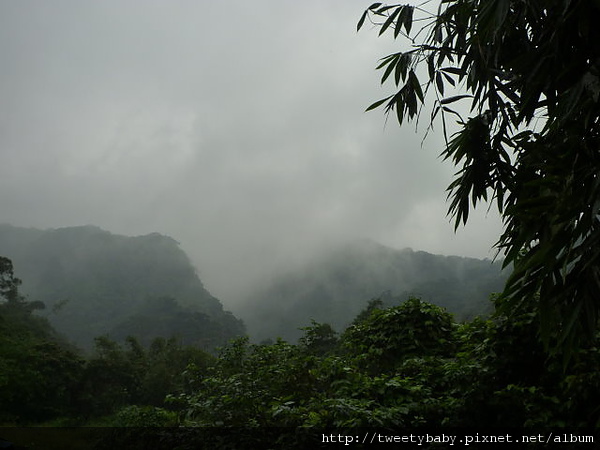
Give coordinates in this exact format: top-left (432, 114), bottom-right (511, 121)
top-left (0, 0), bottom-right (503, 304)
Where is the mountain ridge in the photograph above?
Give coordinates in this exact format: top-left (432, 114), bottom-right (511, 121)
top-left (237, 238), bottom-right (507, 342)
top-left (0, 224), bottom-right (245, 350)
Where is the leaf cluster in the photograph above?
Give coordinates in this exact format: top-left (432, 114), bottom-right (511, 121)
top-left (0, 258), bottom-right (83, 423)
top-left (77, 335), bottom-right (213, 418)
top-left (359, 0), bottom-right (600, 357)
top-left (174, 297), bottom-right (600, 434)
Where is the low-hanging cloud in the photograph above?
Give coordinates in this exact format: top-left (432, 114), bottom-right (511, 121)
top-left (0, 0), bottom-right (503, 305)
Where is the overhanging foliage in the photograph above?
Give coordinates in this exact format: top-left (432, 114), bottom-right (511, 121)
top-left (359, 0), bottom-right (600, 357)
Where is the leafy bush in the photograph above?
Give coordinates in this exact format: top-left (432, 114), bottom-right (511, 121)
top-left (343, 297), bottom-right (456, 372)
top-left (111, 405), bottom-right (178, 427)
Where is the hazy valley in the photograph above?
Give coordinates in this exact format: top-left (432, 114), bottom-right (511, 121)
top-left (0, 224), bottom-right (505, 348)
top-left (1, 223), bottom-right (596, 434)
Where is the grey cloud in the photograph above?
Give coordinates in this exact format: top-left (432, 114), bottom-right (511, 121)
top-left (0, 0), bottom-right (502, 305)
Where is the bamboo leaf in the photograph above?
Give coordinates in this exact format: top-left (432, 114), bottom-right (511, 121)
top-left (357, 10), bottom-right (368, 32)
top-left (440, 94), bottom-right (472, 105)
top-left (365, 96), bottom-right (392, 112)
top-left (381, 54), bottom-right (400, 84)
top-left (409, 70), bottom-right (424, 102)
top-left (440, 67), bottom-right (466, 76)
top-left (379, 8), bottom-right (401, 36)
top-left (435, 72), bottom-right (445, 95)
top-left (404, 5), bottom-right (414, 35)
top-left (394, 7), bottom-right (406, 38)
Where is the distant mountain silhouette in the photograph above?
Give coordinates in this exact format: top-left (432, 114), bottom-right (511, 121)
top-left (0, 224), bottom-right (245, 350)
top-left (238, 239), bottom-right (507, 342)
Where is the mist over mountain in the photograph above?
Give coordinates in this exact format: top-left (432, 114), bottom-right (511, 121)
top-left (0, 224), bottom-right (244, 350)
top-left (237, 239), bottom-right (507, 342)
top-left (1, 224), bottom-right (506, 349)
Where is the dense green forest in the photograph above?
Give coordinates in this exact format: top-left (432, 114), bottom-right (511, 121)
top-left (0, 255), bottom-right (212, 423)
top-left (0, 224), bottom-right (244, 351)
top-left (1, 252), bottom-right (599, 448)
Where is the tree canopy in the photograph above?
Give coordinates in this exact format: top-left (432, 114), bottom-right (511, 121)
top-left (359, 0), bottom-right (600, 356)
top-left (0, 256), bottom-right (22, 304)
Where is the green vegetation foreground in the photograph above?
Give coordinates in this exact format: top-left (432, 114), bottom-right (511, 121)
top-left (1, 253), bottom-right (598, 430)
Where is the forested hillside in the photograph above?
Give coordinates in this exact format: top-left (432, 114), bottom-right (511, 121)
top-left (2, 267), bottom-right (598, 440)
top-left (239, 239), bottom-right (506, 342)
top-left (0, 224), bottom-right (244, 350)
top-left (1, 245), bottom-right (598, 439)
